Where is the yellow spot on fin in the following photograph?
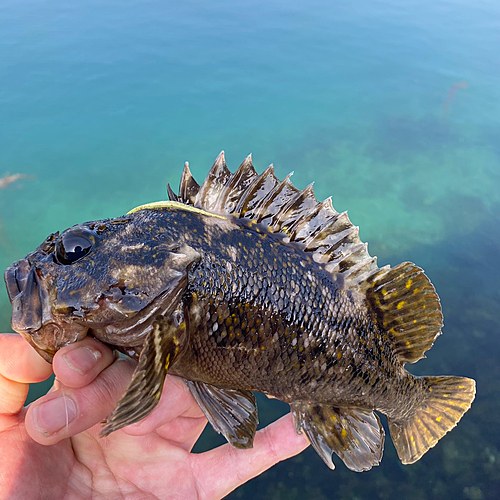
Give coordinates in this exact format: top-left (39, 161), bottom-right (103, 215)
top-left (367, 262), bottom-right (443, 364)
top-left (290, 403), bottom-right (384, 472)
top-left (127, 200), bottom-right (227, 219)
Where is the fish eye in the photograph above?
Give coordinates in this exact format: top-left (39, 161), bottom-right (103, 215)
top-left (55, 228), bottom-right (96, 265)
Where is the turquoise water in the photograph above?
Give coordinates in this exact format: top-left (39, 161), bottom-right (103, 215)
top-left (1, 0), bottom-right (499, 498)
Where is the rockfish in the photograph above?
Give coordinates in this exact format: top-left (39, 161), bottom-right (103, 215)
top-left (4, 152), bottom-right (475, 471)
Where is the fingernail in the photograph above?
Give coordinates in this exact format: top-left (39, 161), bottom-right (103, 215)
top-left (33, 397), bottom-right (77, 436)
top-left (62, 346), bottom-right (101, 375)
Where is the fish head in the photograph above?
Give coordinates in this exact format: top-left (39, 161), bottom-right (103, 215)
top-left (4, 210), bottom-right (200, 362)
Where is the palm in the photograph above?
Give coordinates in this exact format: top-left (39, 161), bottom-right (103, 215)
top-left (0, 335), bottom-right (308, 500)
top-left (3, 408), bottom-right (204, 499)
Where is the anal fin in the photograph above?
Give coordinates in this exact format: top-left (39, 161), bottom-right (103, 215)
top-left (187, 380), bottom-right (258, 449)
top-left (100, 318), bottom-right (183, 437)
top-left (291, 402), bottom-right (385, 472)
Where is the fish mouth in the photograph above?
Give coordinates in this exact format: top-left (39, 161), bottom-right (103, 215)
top-left (5, 258), bottom-right (42, 333)
top-left (4, 259), bottom-right (88, 362)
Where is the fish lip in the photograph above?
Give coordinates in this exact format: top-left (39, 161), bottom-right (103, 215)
top-left (5, 259), bottom-right (50, 361)
top-left (4, 258), bottom-right (30, 302)
top-left (4, 259), bottom-right (43, 333)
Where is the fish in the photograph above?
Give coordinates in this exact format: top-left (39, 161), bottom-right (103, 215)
top-left (4, 152), bottom-right (476, 471)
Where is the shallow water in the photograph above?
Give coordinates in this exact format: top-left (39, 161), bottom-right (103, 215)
top-left (1, 1), bottom-right (499, 498)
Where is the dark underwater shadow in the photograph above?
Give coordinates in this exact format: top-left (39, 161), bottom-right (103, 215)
top-left (365, 114), bottom-right (460, 162)
top-left (476, 123), bottom-right (500, 164)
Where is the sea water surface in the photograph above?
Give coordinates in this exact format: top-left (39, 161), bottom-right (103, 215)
top-left (1, 1), bottom-right (499, 499)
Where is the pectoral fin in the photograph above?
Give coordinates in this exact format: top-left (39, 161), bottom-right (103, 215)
top-left (101, 317), bottom-right (184, 436)
top-left (291, 402), bottom-right (385, 472)
top-left (186, 380), bottom-right (258, 449)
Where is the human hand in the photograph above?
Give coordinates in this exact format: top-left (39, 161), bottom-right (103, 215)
top-left (0, 334), bottom-right (308, 500)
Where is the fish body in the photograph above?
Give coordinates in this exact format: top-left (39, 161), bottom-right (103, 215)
top-left (4, 153), bottom-right (475, 472)
top-left (168, 209), bottom-right (405, 413)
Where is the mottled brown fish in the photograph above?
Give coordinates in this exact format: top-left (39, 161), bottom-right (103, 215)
top-left (4, 152), bottom-right (475, 471)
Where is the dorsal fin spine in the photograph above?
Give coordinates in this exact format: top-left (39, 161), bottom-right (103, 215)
top-left (283, 184), bottom-right (318, 236)
top-left (218, 154), bottom-right (258, 214)
top-left (295, 202), bottom-right (333, 243)
top-left (268, 183), bottom-right (316, 238)
top-left (234, 165), bottom-right (279, 217)
top-left (244, 168), bottom-right (296, 224)
top-left (340, 257), bottom-right (379, 285)
top-left (259, 174), bottom-right (299, 229)
top-left (179, 162), bottom-right (200, 205)
top-left (320, 225), bottom-right (359, 254)
top-left (166, 184), bottom-right (178, 201)
top-left (195, 151), bottom-right (231, 211)
top-left (300, 201), bottom-right (340, 246)
top-left (249, 165), bottom-right (279, 219)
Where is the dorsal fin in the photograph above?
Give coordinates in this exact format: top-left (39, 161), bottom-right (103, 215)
top-left (173, 153), bottom-right (380, 287)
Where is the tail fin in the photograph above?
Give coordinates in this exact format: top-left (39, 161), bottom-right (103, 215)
top-left (388, 376), bottom-right (476, 464)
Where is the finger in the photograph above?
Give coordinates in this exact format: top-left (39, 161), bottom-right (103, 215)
top-left (24, 356), bottom-right (136, 445)
top-left (52, 336), bottom-right (117, 388)
top-left (0, 334), bottom-right (53, 416)
top-left (0, 374), bottom-right (28, 417)
top-left (121, 375), bottom-right (204, 437)
top-left (0, 334), bottom-right (53, 383)
top-left (193, 413), bottom-right (309, 500)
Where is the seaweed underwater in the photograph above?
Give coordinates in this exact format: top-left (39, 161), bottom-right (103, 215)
top-left (442, 81), bottom-right (469, 120)
top-left (0, 173), bottom-right (33, 190)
